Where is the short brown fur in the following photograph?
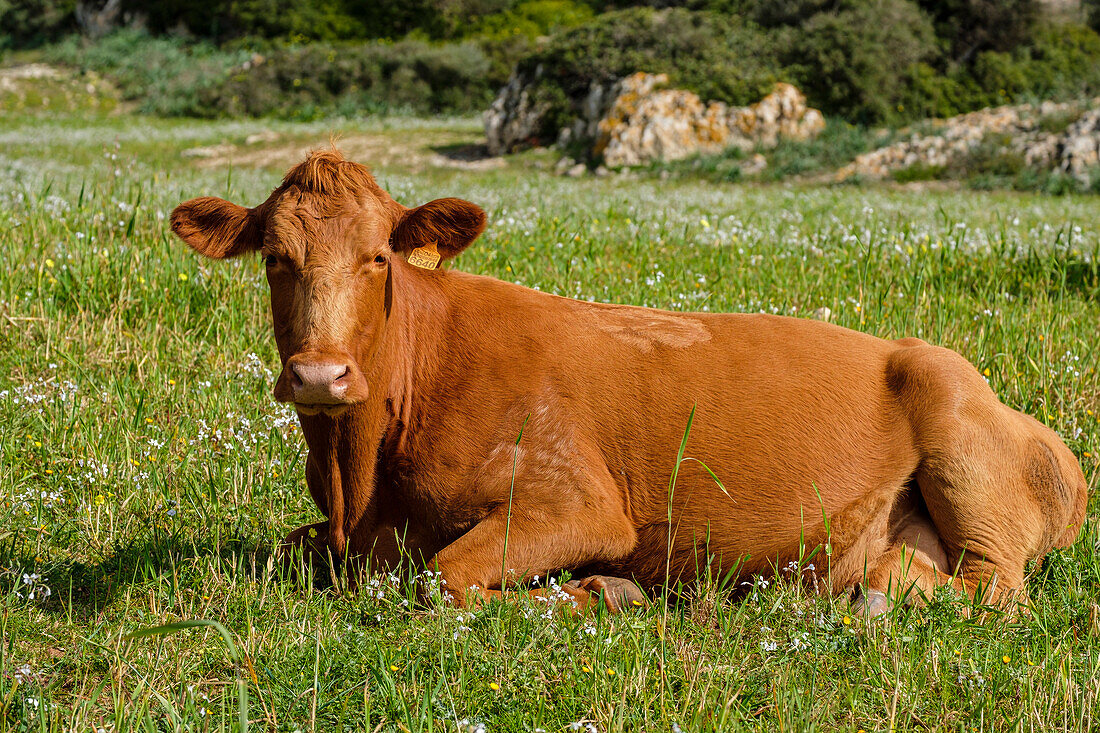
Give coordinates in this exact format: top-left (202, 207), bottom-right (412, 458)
top-left (171, 150), bottom-right (1088, 614)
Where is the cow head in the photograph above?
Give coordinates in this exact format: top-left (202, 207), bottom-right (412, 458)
top-left (170, 150), bottom-right (486, 416)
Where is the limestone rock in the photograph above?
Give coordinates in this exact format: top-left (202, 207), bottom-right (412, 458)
top-left (566, 163), bottom-right (587, 178)
top-left (1060, 108), bottom-right (1100, 182)
top-left (484, 69), bottom-right (553, 156)
top-left (837, 100), bottom-right (1100, 183)
top-left (593, 75), bottom-right (824, 168)
top-left (484, 71), bottom-right (825, 167)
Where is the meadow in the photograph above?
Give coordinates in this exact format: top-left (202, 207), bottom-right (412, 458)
top-left (0, 110), bottom-right (1098, 732)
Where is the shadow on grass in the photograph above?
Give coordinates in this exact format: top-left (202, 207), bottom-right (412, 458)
top-left (429, 142), bottom-right (495, 161)
top-left (2, 526), bottom-right (272, 619)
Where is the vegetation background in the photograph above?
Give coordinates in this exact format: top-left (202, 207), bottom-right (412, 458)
top-left (4, 0), bottom-right (1100, 124)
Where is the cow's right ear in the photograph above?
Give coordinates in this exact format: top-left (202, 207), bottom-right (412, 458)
top-left (170, 196), bottom-right (262, 259)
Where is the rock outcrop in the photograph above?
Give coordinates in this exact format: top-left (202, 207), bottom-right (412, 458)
top-left (485, 71), bottom-right (824, 167)
top-left (838, 100), bottom-right (1100, 183)
top-left (585, 74), bottom-right (824, 167)
top-left (484, 69), bottom-right (554, 156)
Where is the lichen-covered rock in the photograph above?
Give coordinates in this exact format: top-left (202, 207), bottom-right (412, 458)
top-left (732, 83), bottom-right (825, 148)
top-left (836, 100), bottom-right (1100, 182)
top-left (1060, 109), bottom-right (1100, 182)
top-left (590, 75), bottom-right (824, 167)
top-left (484, 71), bottom-right (824, 167)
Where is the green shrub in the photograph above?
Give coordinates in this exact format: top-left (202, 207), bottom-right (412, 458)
top-left (473, 0), bottom-right (593, 40)
top-left (780, 0), bottom-right (939, 124)
top-left (916, 0), bottom-right (1040, 61)
top-left (473, 0), bottom-right (594, 84)
top-left (131, 0), bottom-right (369, 42)
top-left (760, 121), bottom-right (889, 180)
top-left (46, 30), bottom-right (494, 118)
top-left (514, 7), bottom-right (783, 143)
top-left (977, 23), bottom-right (1100, 103)
top-left (46, 29), bottom-right (247, 116)
top-left (204, 40), bottom-right (493, 118)
top-left (0, 0), bottom-right (77, 48)
top-left (132, 0), bottom-right (588, 43)
top-left (523, 7), bottom-right (781, 103)
top-left (892, 162), bottom-right (947, 183)
top-left (888, 21), bottom-right (1100, 121)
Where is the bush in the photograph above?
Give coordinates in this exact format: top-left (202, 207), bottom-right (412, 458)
top-left (473, 0), bottom-right (594, 84)
top-left (0, 0), bottom-right (77, 48)
top-left (780, 0), bottom-right (939, 124)
top-left (206, 40), bottom-right (493, 118)
top-left (130, 0), bottom-right (385, 42)
top-left (514, 7), bottom-right (783, 140)
top-left (975, 23), bottom-right (1100, 103)
top-left (916, 0), bottom-right (1039, 62)
top-left (130, 0), bottom-right (587, 43)
top-left (46, 29), bottom-right (248, 116)
top-left (46, 29), bottom-right (494, 118)
top-left (522, 7), bottom-right (781, 104)
top-left (760, 121), bottom-right (889, 180)
top-left (895, 23), bottom-right (1100, 120)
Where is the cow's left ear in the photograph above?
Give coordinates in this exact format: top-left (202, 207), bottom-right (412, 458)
top-left (391, 198), bottom-right (486, 264)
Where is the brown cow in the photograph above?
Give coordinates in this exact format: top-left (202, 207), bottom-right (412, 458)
top-left (171, 150), bottom-right (1087, 615)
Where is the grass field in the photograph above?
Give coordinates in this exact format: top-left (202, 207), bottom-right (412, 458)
top-left (1, 110), bottom-right (1098, 732)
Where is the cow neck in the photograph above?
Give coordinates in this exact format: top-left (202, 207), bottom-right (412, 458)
top-left (380, 260), bottom-right (450, 458)
top-left (299, 393), bottom-right (387, 561)
top-left (297, 261), bottom-right (449, 560)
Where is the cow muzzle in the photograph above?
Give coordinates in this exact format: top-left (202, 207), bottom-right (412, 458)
top-left (275, 353), bottom-right (364, 416)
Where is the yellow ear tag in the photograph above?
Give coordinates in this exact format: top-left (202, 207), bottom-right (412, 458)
top-left (407, 242), bottom-right (441, 270)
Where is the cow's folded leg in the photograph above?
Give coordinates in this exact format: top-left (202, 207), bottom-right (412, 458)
top-left (426, 507), bottom-right (635, 614)
top-left (448, 584), bottom-right (598, 615)
top-left (564, 575), bottom-right (648, 613)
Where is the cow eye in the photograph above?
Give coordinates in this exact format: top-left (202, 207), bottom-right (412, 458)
top-left (265, 255), bottom-right (277, 267)
top-left (373, 254), bottom-right (386, 265)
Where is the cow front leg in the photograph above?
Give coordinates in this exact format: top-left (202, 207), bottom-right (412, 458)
top-left (426, 508), bottom-right (636, 614)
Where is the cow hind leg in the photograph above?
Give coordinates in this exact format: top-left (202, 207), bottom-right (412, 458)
top-left (876, 344), bottom-right (1088, 614)
top-left (852, 485), bottom-right (957, 616)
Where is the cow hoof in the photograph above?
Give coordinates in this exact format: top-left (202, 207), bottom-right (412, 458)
top-left (565, 575), bottom-right (648, 614)
top-left (851, 588), bottom-right (892, 618)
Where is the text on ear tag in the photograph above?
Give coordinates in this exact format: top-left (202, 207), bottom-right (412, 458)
top-left (407, 242), bottom-right (441, 270)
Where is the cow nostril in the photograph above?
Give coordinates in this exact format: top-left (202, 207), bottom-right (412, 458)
top-left (289, 365), bottom-right (304, 388)
top-left (334, 365), bottom-right (350, 382)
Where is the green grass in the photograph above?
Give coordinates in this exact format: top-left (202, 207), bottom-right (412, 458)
top-left (1, 110), bottom-right (1099, 732)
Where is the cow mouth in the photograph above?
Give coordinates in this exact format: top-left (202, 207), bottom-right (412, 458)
top-left (295, 403), bottom-right (351, 417)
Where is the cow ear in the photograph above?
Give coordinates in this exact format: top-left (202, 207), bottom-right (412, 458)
top-left (391, 198), bottom-right (486, 263)
top-left (171, 196), bottom-right (262, 259)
